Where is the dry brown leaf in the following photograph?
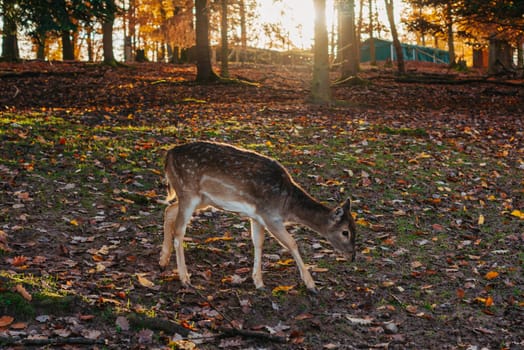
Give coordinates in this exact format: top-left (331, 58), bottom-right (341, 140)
top-left (15, 284), bottom-right (32, 301)
top-left (0, 315), bottom-right (14, 327)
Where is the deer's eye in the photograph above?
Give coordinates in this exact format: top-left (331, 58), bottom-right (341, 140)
top-left (342, 230), bottom-right (350, 238)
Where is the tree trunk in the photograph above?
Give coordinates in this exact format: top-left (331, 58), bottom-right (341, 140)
top-left (36, 34), bottom-right (46, 60)
top-left (103, 20), bottom-right (116, 65)
top-left (61, 30), bottom-right (75, 60)
top-left (517, 34), bottom-right (523, 73)
top-left (86, 26), bottom-right (93, 62)
top-left (310, 0), bottom-right (331, 104)
top-left (385, 0), bottom-right (404, 74)
top-left (445, 3), bottom-right (455, 66)
top-left (339, 0), bottom-right (359, 78)
top-left (1, 0), bottom-right (19, 61)
top-left (195, 0), bottom-right (219, 82)
top-left (239, 0), bottom-right (247, 64)
top-left (488, 37), bottom-right (514, 75)
top-left (368, 0), bottom-right (376, 65)
top-left (220, 0), bottom-right (229, 78)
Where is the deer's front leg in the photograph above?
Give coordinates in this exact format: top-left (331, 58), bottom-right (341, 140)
top-left (267, 221), bottom-right (317, 292)
top-left (250, 219), bottom-right (265, 289)
top-left (160, 203), bottom-right (179, 268)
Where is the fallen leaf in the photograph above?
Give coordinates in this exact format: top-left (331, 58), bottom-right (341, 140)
top-left (510, 209), bottom-right (524, 219)
top-left (277, 258), bottom-right (295, 266)
top-left (272, 285), bottom-right (295, 295)
top-left (136, 274), bottom-right (156, 289)
top-left (115, 316), bottom-right (130, 331)
top-left (0, 316), bottom-right (14, 327)
top-left (345, 315), bottom-right (373, 325)
top-left (294, 313), bottom-right (314, 321)
top-left (405, 305), bottom-right (418, 314)
top-left (485, 271), bottom-right (499, 280)
top-left (11, 255), bottom-right (28, 267)
top-left (478, 214), bottom-right (485, 225)
top-left (15, 284), bottom-right (32, 301)
top-left (10, 322), bottom-right (27, 330)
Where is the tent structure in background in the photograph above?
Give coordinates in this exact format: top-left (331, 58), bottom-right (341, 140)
top-left (360, 38), bottom-right (450, 64)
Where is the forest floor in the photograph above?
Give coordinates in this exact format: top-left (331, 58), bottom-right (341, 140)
top-left (0, 61), bottom-right (523, 350)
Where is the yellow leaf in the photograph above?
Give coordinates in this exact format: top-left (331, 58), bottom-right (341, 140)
top-left (356, 218), bottom-right (370, 227)
top-left (205, 234), bottom-right (233, 243)
top-left (485, 271), bottom-right (499, 280)
top-left (272, 285), bottom-right (294, 295)
top-left (478, 214), bottom-right (485, 225)
top-left (361, 247), bottom-right (371, 254)
top-left (510, 210), bottom-right (524, 219)
top-left (136, 274), bottom-right (155, 289)
top-left (70, 219), bottom-right (79, 226)
top-left (277, 259), bottom-right (295, 266)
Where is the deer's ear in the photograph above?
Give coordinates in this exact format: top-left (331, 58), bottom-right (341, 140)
top-left (342, 198), bottom-right (352, 212)
top-left (331, 198), bottom-right (353, 222)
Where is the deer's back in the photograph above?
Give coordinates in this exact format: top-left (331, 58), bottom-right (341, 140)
top-left (166, 142), bottom-right (295, 201)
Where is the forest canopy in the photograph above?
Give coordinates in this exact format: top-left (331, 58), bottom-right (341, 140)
top-left (1, 0), bottom-right (523, 75)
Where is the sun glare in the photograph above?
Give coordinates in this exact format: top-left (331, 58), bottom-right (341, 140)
top-left (256, 0), bottom-right (331, 50)
top-left (255, 0), bottom-right (401, 51)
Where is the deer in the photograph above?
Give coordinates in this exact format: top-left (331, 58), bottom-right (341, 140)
top-left (159, 141), bottom-right (357, 293)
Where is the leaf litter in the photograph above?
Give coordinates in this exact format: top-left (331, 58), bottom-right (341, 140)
top-left (0, 61), bottom-right (522, 349)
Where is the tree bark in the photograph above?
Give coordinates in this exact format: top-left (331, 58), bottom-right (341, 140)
top-left (61, 30), bottom-right (75, 60)
top-left (385, 0), bottom-right (404, 74)
top-left (195, 0), bottom-right (219, 82)
top-left (368, 0), bottom-right (376, 65)
top-left (488, 37), bottom-right (514, 75)
top-left (445, 3), bottom-right (455, 66)
top-left (310, 0), bottom-right (331, 104)
top-left (220, 0), bottom-right (229, 77)
top-left (1, 0), bottom-right (19, 61)
top-left (239, 0), bottom-right (247, 64)
top-left (103, 21), bottom-right (116, 65)
top-left (339, 0), bottom-right (359, 78)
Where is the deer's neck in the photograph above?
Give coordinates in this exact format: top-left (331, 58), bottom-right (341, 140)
top-left (286, 185), bottom-right (331, 234)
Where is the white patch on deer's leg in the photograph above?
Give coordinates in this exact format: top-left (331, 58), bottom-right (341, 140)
top-left (160, 203), bottom-right (179, 268)
top-left (268, 222), bottom-right (316, 291)
top-left (250, 219), bottom-right (265, 289)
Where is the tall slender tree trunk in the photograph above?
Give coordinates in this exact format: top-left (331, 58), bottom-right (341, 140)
top-left (310, 0), bottom-right (331, 104)
top-left (239, 0), bottom-right (247, 64)
top-left (195, 0), bottom-right (219, 82)
top-left (1, 0), bottom-right (19, 61)
top-left (36, 31), bottom-right (46, 60)
top-left (445, 3), bottom-right (455, 66)
top-left (368, 0), bottom-right (376, 65)
top-left (62, 30), bottom-right (75, 60)
top-left (220, 0), bottom-right (229, 77)
top-left (385, 0), bottom-right (404, 74)
top-left (517, 34), bottom-right (523, 74)
top-left (339, 0), bottom-right (359, 78)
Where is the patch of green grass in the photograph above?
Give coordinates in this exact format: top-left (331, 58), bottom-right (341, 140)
top-left (375, 126), bottom-right (429, 138)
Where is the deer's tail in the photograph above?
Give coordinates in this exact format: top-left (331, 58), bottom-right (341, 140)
top-left (163, 151), bottom-right (178, 204)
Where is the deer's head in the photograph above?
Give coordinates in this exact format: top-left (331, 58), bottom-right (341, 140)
top-left (325, 198), bottom-right (357, 261)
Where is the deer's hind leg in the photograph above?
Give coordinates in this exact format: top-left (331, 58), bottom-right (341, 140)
top-left (171, 196), bottom-right (201, 287)
top-left (160, 202), bottom-right (179, 268)
top-left (250, 219), bottom-right (265, 289)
